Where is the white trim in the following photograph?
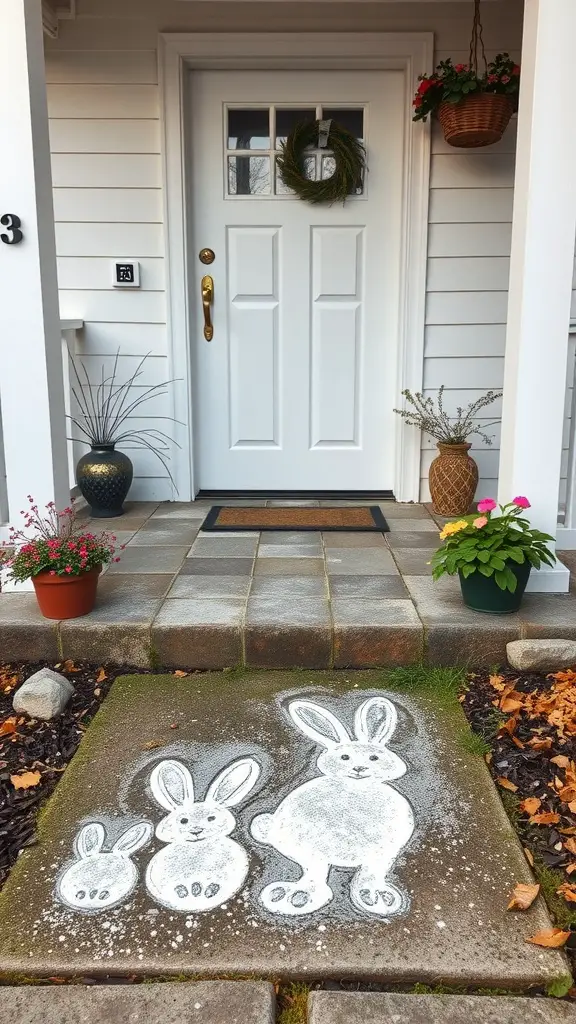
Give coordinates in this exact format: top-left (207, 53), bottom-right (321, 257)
top-left (525, 561), bottom-right (570, 594)
top-left (159, 32), bottom-right (433, 501)
top-left (556, 528), bottom-right (576, 552)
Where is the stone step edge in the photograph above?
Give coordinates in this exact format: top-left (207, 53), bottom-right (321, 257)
top-left (307, 991), bottom-right (576, 1023)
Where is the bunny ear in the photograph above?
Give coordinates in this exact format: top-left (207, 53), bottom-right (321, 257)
top-left (150, 759), bottom-right (194, 811)
top-left (354, 696), bottom-right (398, 746)
top-left (112, 821), bottom-right (153, 856)
top-left (76, 822), bottom-right (105, 859)
top-left (206, 757), bottom-right (261, 808)
top-left (288, 700), bottom-right (350, 748)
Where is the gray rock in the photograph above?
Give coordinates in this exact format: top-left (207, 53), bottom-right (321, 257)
top-left (308, 993), bottom-right (576, 1024)
top-left (13, 668), bottom-right (74, 720)
top-left (0, 981), bottom-right (275, 1024)
top-left (506, 638), bottom-right (576, 672)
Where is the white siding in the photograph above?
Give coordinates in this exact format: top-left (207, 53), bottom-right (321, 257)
top-left (45, 0), bottom-right (525, 502)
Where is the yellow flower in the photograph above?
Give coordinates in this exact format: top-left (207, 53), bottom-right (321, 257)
top-left (439, 519), bottom-right (469, 541)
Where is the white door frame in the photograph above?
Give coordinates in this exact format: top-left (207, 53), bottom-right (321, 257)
top-left (159, 31), bottom-right (433, 501)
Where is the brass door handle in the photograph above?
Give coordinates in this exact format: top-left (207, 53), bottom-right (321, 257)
top-left (202, 275), bottom-right (214, 341)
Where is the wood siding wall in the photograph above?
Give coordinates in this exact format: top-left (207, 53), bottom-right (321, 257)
top-left (45, 0), bottom-right (526, 501)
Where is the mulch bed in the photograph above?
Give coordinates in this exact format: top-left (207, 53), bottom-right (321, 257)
top-left (463, 666), bottom-right (576, 969)
top-left (0, 660), bottom-right (127, 891)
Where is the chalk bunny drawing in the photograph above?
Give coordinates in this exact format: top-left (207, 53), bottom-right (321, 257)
top-left (251, 696), bottom-right (414, 918)
top-left (57, 820), bottom-right (152, 912)
top-left (145, 757), bottom-right (261, 912)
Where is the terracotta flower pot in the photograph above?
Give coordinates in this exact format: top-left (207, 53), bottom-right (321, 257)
top-left (32, 565), bottom-right (102, 620)
top-left (437, 93), bottom-right (514, 149)
top-left (429, 442), bottom-right (478, 517)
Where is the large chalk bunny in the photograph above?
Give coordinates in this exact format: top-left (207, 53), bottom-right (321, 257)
top-left (251, 696), bottom-right (414, 918)
top-left (58, 820), bottom-right (152, 911)
top-left (145, 757), bottom-right (261, 912)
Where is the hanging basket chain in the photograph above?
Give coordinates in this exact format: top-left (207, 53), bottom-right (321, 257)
top-left (468, 0), bottom-right (488, 77)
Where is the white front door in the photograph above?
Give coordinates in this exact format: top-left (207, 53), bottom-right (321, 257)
top-left (190, 70), bottom-right (405, 491)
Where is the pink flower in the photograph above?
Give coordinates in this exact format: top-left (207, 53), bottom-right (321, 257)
top-left (473, 516), bottom-right (488, 529)
top-left (64, 565), bottom-right (73, 573)
top-left (477, 498), bottom-right (497, 513)
top-left (501, 74), bottom-right (510, 84)
top-left (512, 495), bottom-right (531, 509)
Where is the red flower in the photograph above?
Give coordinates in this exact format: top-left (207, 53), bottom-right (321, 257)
top-left (488, 74), bottom-right (498, 84)
top-left (64, 565), bottom-right (73, 573)
top-left (512, 64), bottom-right (520, 76)
top-left (501, 74), bottom-right (510, 84)
top-left (454, 63), bottom-right (468, 72)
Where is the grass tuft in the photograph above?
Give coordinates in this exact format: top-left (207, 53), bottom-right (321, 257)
top-left (277, 983), bottom-right (309, 1024)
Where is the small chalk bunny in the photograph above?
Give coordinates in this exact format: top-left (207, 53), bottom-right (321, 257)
top-left (57, 820), bottom-right (152, 912)
top-left (251, 695), bottom-right (414, 918)
top-left (145, 757), bottom-right (261, 912)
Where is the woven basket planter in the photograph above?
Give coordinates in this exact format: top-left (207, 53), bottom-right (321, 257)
top-left (437, 93), bottom-right (514, 148)
top-left (429, 442), bottom-right (479, 517)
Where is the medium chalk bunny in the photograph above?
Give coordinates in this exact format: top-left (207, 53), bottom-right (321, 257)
top-left (145, 757), bottom-right (261, 912)
top-left (57, 820), bottom-right (152, 912)
top-left (251, 696), bottom-right (414, 918)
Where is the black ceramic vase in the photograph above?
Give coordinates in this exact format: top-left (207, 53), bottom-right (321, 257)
top-left (76, 445), bottom-right (133, 518)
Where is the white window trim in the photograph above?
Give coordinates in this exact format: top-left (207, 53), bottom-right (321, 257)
top-left (158, 31), bottom-right (433, 501)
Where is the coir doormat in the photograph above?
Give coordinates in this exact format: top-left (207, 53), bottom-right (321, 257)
top-left (201, 505), bottom-right (389, 532)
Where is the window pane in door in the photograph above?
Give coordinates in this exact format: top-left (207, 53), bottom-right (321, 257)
top-left (228, 108), bottom-right (270, 150)
top-left (321, 107), bottom-right (364, 140)
top-left (275, 108), bottom-right (316, 148)
top-left (228, 155), bottom-right (271, 195)
top-left (275, 154), bottom-right (316, 194)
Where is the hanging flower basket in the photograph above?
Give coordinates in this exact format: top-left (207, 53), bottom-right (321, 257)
top-left (437, 93), bottom-right (514, 149)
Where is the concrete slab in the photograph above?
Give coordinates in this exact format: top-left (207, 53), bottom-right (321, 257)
top-left (0, 594), bottom-right (59, 661)
top-left (325, 550), bottom-right (398, 576)
top-left (0, 671), bottom-right (568, 988)
top-left (0, 981), bottom-right (275, 1024)
top-left (308, 993), bottom-right (576, 1024)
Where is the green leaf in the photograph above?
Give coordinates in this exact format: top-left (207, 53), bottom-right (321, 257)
top-left (504, 567), bottom-right (518, 593)
top-left (503, 547), bottom-right (525, 564)
top-left (490, 556), bottom-right (506, 571)
top-left (476, 549), bottom-right (490, 563)
top-left (461, 562), bottom-right (476, 578)
top-left (478, 563), bottom-right (494, 577)
top-left (495, 569), bottom-right (508, 591)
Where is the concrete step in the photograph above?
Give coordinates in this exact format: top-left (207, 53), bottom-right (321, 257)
top-left (308, 992), bottom-right (576, 1024)
top-left (0, 981), bottom-right (275, 1024)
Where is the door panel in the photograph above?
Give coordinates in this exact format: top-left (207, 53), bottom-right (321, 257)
top-left (189, 70), bottom-right (404, 490)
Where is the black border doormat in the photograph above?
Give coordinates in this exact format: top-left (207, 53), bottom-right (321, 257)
top-left (201, 505), bottom-right (389, 532)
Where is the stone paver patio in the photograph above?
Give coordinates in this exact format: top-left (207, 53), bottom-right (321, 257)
top-left (1, 499), bottom-right (576, 668)
top-left (0, 671), bottom-right (569, 988)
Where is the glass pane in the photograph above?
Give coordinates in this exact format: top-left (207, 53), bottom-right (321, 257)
top-left (321, 155), bottom-right (336, 180)
top-left (321, 107), bottom-right (364, 140)
top-left (228, 155), bottom-right (270, 195)
top-left (275, 108), bottom-right (316, 149)
top-left (275, 154), bottom-right (316, 194)
top-left (228, 108), bottom-right (270, 150)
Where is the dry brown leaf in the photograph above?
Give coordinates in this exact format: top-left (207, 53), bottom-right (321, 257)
top-left (559, 786), bottom-right (576, 803)
top-left (524, 847), bottom-right (535, 868)
top-left (519, 797), bottom-right (541, 815)
top-left (527, 928), bottom-right (571, 948)
top-left (557, 883), bottom-right (576, 903)
top-left (10, 770), bottom-right (41, 790)
top-left (62, 659), bottom-right (81, 673)
top-left (551, 754), bottom-right (571, 768)
top-left (527, 736), bottom-right (554, 751)
top-left (499, 716), bottom-right (518, 737)
top-left (566, 862), bottom-right (576, 875)
top-left (0, 717), bottom-right (17, 737)
top-left (95, 668), bottom-right (107, 683)
top-left (142, 740), bottom-right (163, 750)
top-left (484, 752), bottom-right (492, 765)
top-left (173, 670), bottom-right (188, 678)
top-left (565, 837), bottom-right (576, 855)
top-left (500, 697), bottom-right (525, 713)
top-left (489, 674), bottom-right (506, 691)
top-left (496, 776), bottom-right (518, 793)
top-left (507, 882), bottom-right (540, 911)
top-left (511, 735), bottom-right (525, 749)
top-left (530, 811), bottom-right (561, 825)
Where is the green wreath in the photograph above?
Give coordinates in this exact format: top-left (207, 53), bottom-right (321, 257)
top-left (277, 119), bottom-right (366, 204)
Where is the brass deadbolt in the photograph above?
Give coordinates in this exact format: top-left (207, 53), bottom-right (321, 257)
top-left (199, 248), bottom-right (215, 265)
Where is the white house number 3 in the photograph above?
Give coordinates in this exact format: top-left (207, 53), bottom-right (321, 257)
top-left (0, 215), bottom-right (23, 245)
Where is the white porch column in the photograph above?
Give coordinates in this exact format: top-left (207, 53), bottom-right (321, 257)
top-left (498, 0), bottom-right (576, 593)
top-left (0, 0), bottom-right (70, 536)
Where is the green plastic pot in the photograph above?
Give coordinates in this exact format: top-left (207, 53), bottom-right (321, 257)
top-left (458, 560), bottom-right (531, 614)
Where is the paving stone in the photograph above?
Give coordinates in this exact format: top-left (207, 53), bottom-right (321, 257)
top-left (13, 669), bottom-right (74, 720)
top-left (254, 557), bottom-right (324, 575)
top-left (390, 548), bottom-right (436, 575)
top-left (379, 503), bottom-right (434, 520)
top-left (307, 992), bottom-right (576, 1024)
top-left (386, 532), bottom-right (441, 549)
top-left (245, 597), bottom-right (332, 667)
top-left (59, 597), bottom-right (161, 667)
top-left (152, 598), bottom-right (243, 668)
top-left (189, 537), bottom-right (259, 558)
top-left (97, 573), bottom-right (174, 600)
top-left (326, 548), bottom-right (398, 575)
top-left (332, 599), bottom-right (423, 667)
top-left (519, 592), bottom-right (576, 640)
top-left (0, 670), bottom-right (566, 988)
top-left (249, 575), bottom-right (328, 598)
top-left (151, 503), bottom-right (210, 520)
top-left (180, 557), bottom-right (254, 576)
top-left (108, 546), bottom-right (189, 574)
top-left (168, 575), bottom-right (252, 599)
top-left (88, 516), bottom-right (151, 532)
top-left (322, 532), bottom-right (388, 548)
top-left (257, 544), bottom-right (322, 558)
top-left (329, 575), bottom-right (408, 599)
top-left (0, 594), bottom-right (59, 660)
top-left (139, 518), bottom-right (203, 533)
top-left (507, 638), bottom-right (576, 671)
top-left (128, 526), bottom-right (200, 547)
top-left (0, 981), bottom-right (275, 1024)
top-left (259, 531), bottom-right (321, 545)
top-left (387, 519), bottom-right (439, 533)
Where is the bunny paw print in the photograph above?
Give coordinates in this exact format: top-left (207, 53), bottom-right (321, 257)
top-left (173, 881), bottom-right (221, 901)
top-left (260, 879), bottom-right (333, 916)
top-left (350, 871), bottom-right (405, 917)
